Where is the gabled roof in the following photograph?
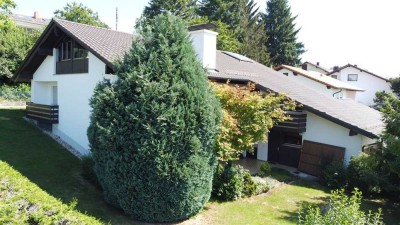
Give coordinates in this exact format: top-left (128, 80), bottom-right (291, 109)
top-left (14, 20), bottom-right (384, 139)
top-left (275, 65), bottom-right (365, 91)
top-left (14, 18), bottom-right (134, 81)
top-left (303, 61), bottom-right (329, 73)
top-left (210, 51), bottom-right (383, 139)
top-left (327, 64), bottom-right (389, 82)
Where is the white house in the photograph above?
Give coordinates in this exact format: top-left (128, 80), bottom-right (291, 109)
top-left (14, 19), bottom-right (384, 176)
top-left (274, 65), bottom-right (364, 100)
top-left (301, 61), bottom-right (329, 74)
top-left (327, 64), bottom-right (391, 106)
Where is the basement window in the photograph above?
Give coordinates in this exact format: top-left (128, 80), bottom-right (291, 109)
top-left (347, 74), bottom-right (358, 81)
top-left (56, 38), bottom-right (88, 74)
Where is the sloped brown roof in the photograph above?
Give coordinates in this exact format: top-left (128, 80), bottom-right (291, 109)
top-left (210, 51), bottom-right (384, 139)
top-left (327, 64), bottom-right (389, 82)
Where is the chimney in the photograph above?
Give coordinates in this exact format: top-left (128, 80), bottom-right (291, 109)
top-left (33, 11), bottom-right (41, 19)
top-left (316, 62), bottom-right (320, 66)
top-left (189, 24), bottom-right (218, 70)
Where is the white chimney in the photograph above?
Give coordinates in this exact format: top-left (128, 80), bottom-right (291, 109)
top-left (33, 11), bottom-right (41, 19)
top-left (189, 29), bottom-right (218, 70)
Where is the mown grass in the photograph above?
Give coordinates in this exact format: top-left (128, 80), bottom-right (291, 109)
top-left (1, 109), bottom-right (399, 225)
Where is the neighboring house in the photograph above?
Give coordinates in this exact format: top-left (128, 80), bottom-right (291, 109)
top-left (302, 61), bottom-right (329, 74)
top-left (274, 65), bottom-right (364, 100)
top-left (14, 19), bottom-right (384, 176)
top-left (327, 64), bottom-right (391, 106)
top-left (10, 11), bottom-right (49, 30)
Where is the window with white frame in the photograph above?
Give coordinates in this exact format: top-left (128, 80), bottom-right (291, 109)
top-left (347, 74), bottom-right (358, 81)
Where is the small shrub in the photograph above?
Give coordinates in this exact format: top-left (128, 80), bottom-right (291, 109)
top-left (258, 162), bottom-right (271, 177)
top-left (212, 163), bottom-right (244, 201)
top-left (252, 176), bottom-right (279, 195)
top-left (0, 83), bottom-right (31, 102)
top-left (298, 188), bottom-right (383, 225)
top-left (321, 160), bottom-right (347, 189)
top-left (80, 154), bottom-right (100, 188)
top-left (241, 169), bottom-right (257, 197)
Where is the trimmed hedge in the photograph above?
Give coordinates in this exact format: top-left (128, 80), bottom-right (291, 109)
top-left (88, 14), bottom-right (221, 222)
top-left (0, 161), bottom-right (103, 224)
top-left (0, 83), bottom-right (30, 102)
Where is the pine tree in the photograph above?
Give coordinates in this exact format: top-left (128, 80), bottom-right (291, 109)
top-left (143, 0), bottom-right (197, 20)
top-left (263, 0), bottom-right (305, 66)
top-left (88, 14), bottom-right (221, 222)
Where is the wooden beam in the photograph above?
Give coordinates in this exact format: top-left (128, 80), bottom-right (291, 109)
top-left (37, 48), bottom-right (53, 56)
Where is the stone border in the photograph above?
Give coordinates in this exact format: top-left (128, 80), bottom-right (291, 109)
top-left (23, 117), bottom-right (83, 159)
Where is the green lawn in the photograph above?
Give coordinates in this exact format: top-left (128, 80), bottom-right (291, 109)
top-left (0, 109), bottom-right (399, 225)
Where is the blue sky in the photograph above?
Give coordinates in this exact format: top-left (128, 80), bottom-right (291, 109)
top-left (13, 0), bottom-right (400, 78)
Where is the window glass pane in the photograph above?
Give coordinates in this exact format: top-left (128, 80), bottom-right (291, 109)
top-left (348, 74), bottom-right (358, 81)
top-left (66, 41), bottom-right (72, 59)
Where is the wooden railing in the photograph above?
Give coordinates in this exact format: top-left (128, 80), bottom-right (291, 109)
top-left (274, 111), bottom-right (307, 133)
top-left (26, 102), bottom-right (59, 124)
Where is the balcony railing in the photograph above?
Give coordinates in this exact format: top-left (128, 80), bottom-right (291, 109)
top-left (26, 102), bottom-right (59, 124)
top-left (274, 111), bottom-right (307, 133)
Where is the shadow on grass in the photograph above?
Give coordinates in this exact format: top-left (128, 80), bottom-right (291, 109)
top-left (0, 109), bottom-right (137, 225)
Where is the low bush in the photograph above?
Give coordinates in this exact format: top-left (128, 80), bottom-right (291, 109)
top-left (212, 163), bottom-right (244, 201)
top-left (298, 188), bottom-right (383, 225)
top-left (0, 83), bottom-right (30, 102)
top-left (321, 160), bottom-right (347, 190)
top-left (258, 162), bottom-right (271, 177)
top-left (0, 161), bottom-right (103, 224)
top-left (241, 169), bottom-right (257, 197)
top-left (81, 154), bottom-right (101, 189)
top-left (252, 176), bottom-right (280, 195)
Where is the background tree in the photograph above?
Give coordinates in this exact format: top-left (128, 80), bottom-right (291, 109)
top-left (0, 0), bottom-right (16, 31)
top-left (210, 82), bottom-right (295, 162)
top-left (54, 2), bottom-right (109, 28)
top-left (389, 77), bottom-right (400, 96)
top-left (143, 0), bottom-right (197, 20)
top-left (88, 14), bottom-right (221, 222)
top-left (263, 0), bottom-right (305, 66)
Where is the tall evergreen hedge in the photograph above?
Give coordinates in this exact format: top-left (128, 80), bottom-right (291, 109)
top-left (87, 14), bottom-right (221, 222)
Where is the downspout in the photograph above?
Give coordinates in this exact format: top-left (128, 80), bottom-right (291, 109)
top-left (333, 89), bottom-right (343, 98)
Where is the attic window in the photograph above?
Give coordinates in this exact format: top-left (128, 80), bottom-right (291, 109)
top-left (331, 75), bottom-right (338, 79)
top-left (348, 74), bottom-right (358, 81)
top-left (56, 38), bottom-right (89, 74)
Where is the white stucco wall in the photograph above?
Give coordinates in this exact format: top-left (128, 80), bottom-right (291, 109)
top-left (335, 67), bottom-right (391, 106)
top-left (302, 111), bottom-right (372, 164)
top-left (305, 63), bottom-right (328, 74)
top-left (31, 50), bottom-right (116, 155)
top-left (189, 30), bottom-right (217, 70)
top-left (257, 141), bottom-right (268, 161)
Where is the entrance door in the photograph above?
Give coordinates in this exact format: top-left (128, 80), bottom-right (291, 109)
top-left (52, 86), bottom-right (58, 105)
top-left (268, 130), bottom-right (281, 163)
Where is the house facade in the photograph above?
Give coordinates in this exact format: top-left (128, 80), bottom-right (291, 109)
top-left (14, 19), bottom-right (384, 176)
top-left (301, 61), bottom-right (329, 74)
top-left (327, 64), bottom-right (391, 106)
top-left (275, 65), bottom-right (364, 100)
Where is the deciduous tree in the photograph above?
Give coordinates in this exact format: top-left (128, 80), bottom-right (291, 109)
top-left (54, 2), bottom-right (109, 28)
top-left (0, 0), bottom-right (16, 30)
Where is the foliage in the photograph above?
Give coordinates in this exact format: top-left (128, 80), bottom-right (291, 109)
top-left (0, 161), bottom-right (103, 224)
top-left (241, 168), bottom-right (257, 197)
top-left (0, 26), bottom-right (40, 83)
top-left (190, 17), bottom-right (241, 53)
top-left (54, 2), bottom-right (109, 28)
top-left (88, 14), bottom-right (221, 222)
top-left (298, 189), bottom-right (383, 225)
top-left (321, 160), bottom-right (347, 190)
top-left (80, 154), bottom-right (101, 188)
top-left (258, 162), bottom-right (271, 177)
top-left (212, 163), bottom-right (244, 201)
top-left (0, 0), bottom-right (15, 31)
top-left (0, 83), bottom-right (30, 101)
top-left (389, 77), bottom-right (400, 96)
top-left (143, 0), bottom-right (197, 20)
top-left (211, 82), bottom-right (295, 162)
top-left (263, 0), bottom-right (305, 66)
top-left (252, 176), bottom-right (280, 195)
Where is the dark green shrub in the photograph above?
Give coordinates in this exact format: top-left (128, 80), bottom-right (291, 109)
top-left (212, 163), bottom-right (244, 201)
top-left (321, 160), bottom-right (347, 189)
top-left (88, 14), bottom-right (221, 222)
top-left (298, 188), bottom-right (383, 225)
top-left (80, 154), bottom-right (100, 188)
top-left (258, 162), bottom-right (271, 177)
top-left (241, 168), bottom-right (257, 197)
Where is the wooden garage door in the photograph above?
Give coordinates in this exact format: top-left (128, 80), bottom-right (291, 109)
top-left (298, 140), bottom-right (345, 177)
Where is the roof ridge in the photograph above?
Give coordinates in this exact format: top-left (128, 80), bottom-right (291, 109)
top-left (53, 18), bottom-right (134, 36)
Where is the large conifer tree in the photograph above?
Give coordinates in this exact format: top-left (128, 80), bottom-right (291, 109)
top-left (143, 0), bottom-right (197, 19)
top-left (263, 0), bottom-right (304, 66)
top-left (88, 14), bottom-right (221, 222)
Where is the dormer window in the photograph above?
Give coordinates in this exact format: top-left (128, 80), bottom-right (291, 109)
top-left (56, 38), bottom-right (88, 74)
